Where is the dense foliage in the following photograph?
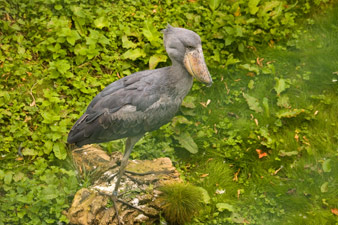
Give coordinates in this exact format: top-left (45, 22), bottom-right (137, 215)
top-left (0, 0), bottom-right (336, 224)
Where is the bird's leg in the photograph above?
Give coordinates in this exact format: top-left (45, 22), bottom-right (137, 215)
top-left (110, 134), bottom-right (143, 225)
top-left (113, 134), bottom-right (143, 196)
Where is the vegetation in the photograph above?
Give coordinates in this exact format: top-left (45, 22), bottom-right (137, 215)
top-left (1, 0), bottom-right (337, 224)
top-left (159, 183), bottom-right (204, 224)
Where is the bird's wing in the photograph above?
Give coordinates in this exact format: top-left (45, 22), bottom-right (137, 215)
top-left (67, 67), bottom-right (177, 146)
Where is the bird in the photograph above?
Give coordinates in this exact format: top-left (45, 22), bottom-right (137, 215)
top-left (67, 24), bottom-right (212, 198)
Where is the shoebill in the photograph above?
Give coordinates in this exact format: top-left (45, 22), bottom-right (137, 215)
top-left (67, 24), bottom-right (212, 197)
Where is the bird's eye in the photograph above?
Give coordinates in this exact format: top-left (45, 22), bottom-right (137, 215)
top-left (187, 45), bottom-right (194, 49)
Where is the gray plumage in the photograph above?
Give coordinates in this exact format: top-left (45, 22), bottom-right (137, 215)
top-left (68, 25), bottom-right (212, 148)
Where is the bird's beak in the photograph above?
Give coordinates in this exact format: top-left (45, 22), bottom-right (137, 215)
top-left (184, 48), bottom-right (213, 87)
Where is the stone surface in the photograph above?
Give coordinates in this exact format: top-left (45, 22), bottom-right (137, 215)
top-left (66, 145), bottom-right (181, 225)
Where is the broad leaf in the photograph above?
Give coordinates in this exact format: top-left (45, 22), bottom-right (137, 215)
top-left (149, 54), bottom-right (167, 69)
top-left (142, 20), bottom-right (161, 46)
top-left (122, 35), bottom-right (137, 49)
top-left (321, 182), bottom-right (328, 193)
top-left (176, 132), bottom-right (198, 154)
top-left (276, 109), bottom-right (304, 118)
top-left (243, 93), bottom-right (263, 113)
top-left (277, 95), bottom-right (290, 108)
top-left (53, 143), bottom-right (67, 160)
top-left (209, 0), bottom-right (221, 11)
top-left (323, 159), bottom-right (332, 172)
top-left (122, 48), bottom-right (146, 60)
top-left (216, 203), bottom-right (234, 212)
top-left (197, 187), bottom-right (210, 204)
top-left (274, 78), bottom-right (288, 96)
top-left (94, 17), bottom-right (109, 29)
top-left (248, 0), bottom-right (260, 15)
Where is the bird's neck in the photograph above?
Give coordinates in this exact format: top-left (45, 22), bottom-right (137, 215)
top-left (169, 61), bottom-right (193, 100)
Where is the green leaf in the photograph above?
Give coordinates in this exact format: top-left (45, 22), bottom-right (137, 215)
top-left (0, 170), bottom-right (4, 180)
top-left (13, 172), bottom-right (25, 182)
top-left (240, 63), bottom-right (260, 74)
top-left (22, 148), bottom-right (38, 156)
top-left (4, 171), bottom-right (13, 184)
top-left (276, 109), bottom-right (304, 118)
top-left (18, 46), bottom-right (25, 55)
top-left (74, 43), bottom-right (87, 55)
top-left (42, 185), bottom-right (58, 200)
top-left (320, 182), bottom-right (328, 193)
top-left (248, 0), bottom-right (260, 15)
top-left (274, 78), bottom-right (288, 96)
top-left (262, 97), bottom-right (269, 117)
top-left (209, 0), bottom-right (221, 11)
top-left (277, 95), bottom-right (290, 108)
top-left (322, 159), bottom-right (331, 172)
top-left (94, 17), bottom-right (109, 29)
top-left (243, 93), bottom-right (263, 113)
top-left (197, 187), bottom-right (210, 204)
top-left (181, 96), bottom-right (196, 109)
top-left (248, 80), bottom-right (255, 89)
top-left (216, 203), bottom-right (234, 212)
top-left (176, 132), bottom-right (198, 154)
top-left (122, 48), bottom-right (146, 60)
top-left (54, 4), bottom-right (63, 10)
top-left (142, 20), bottom-right (161, 46)
top-left (279, 150), bottom-right (298, 157)
top-left (66, 30), bottom-right (81, 46)
top-left (149, 54), bottom-right (167, 69)
top-left (53, 143), bottom-right (67, 160)
top-left (122, 35), bottom-right (137, 49)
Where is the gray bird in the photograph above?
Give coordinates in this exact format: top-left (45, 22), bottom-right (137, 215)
top-left (67, 25), bottom-right (212, 197)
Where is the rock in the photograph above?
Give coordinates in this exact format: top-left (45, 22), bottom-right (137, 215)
top-left (66, 145), bottom-right (181, 225)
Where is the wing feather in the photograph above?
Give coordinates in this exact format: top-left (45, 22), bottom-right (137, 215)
top-left (67, 67), bottom-right (179, 146)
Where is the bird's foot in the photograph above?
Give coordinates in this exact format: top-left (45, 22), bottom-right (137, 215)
top-left (125, 169), bottom-right (172, 176)
top-left (103, 191), bottom-right (150, 225)
top-left (124, 170), bottom-right (172, 185)
top-left (107, 170), bottom-right (171, 185)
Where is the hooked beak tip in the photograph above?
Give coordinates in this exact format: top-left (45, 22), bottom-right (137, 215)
top-left (206, 81), bottom-right (213, 87)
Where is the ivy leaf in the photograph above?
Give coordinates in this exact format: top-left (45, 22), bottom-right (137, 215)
top-left (49, 59), bottom-right (70, 75)
top-left (53, 143), bottom-right (67, 160)
top-left (248, 0), bottom-right (260, 15)
top-left (209, 0), bottom-right (221, 11)
top-left (94, 17), bottom-right (109, 29)
top-left (74, 44), bottom-right (87, 55)
top-left (66, 30), bottom-right (81, 46)
top-left (176, 132), bottom-right (198, 154)
top-left (149, 54), bottom-right (167, 69)
top-left (243, 93), bottom-right (263, 113)
top-left (122, 48), bottom-right (146, 60)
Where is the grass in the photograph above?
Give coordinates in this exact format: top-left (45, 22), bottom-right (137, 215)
top-left (177, 5), bottom-right (338, 225)
top-left (100, 5), bottom-right (338, 224)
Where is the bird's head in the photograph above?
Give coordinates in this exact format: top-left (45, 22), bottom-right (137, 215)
top-left (162, 24), bottom-right (213, 87)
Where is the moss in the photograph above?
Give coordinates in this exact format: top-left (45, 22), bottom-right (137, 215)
top-left (159, 183), bottom-right (204, 225)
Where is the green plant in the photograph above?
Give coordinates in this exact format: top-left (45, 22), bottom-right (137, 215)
top-left (159, 182), bottom-right (204, 225)
top-left (0, 0), bottom-right (337, 223)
